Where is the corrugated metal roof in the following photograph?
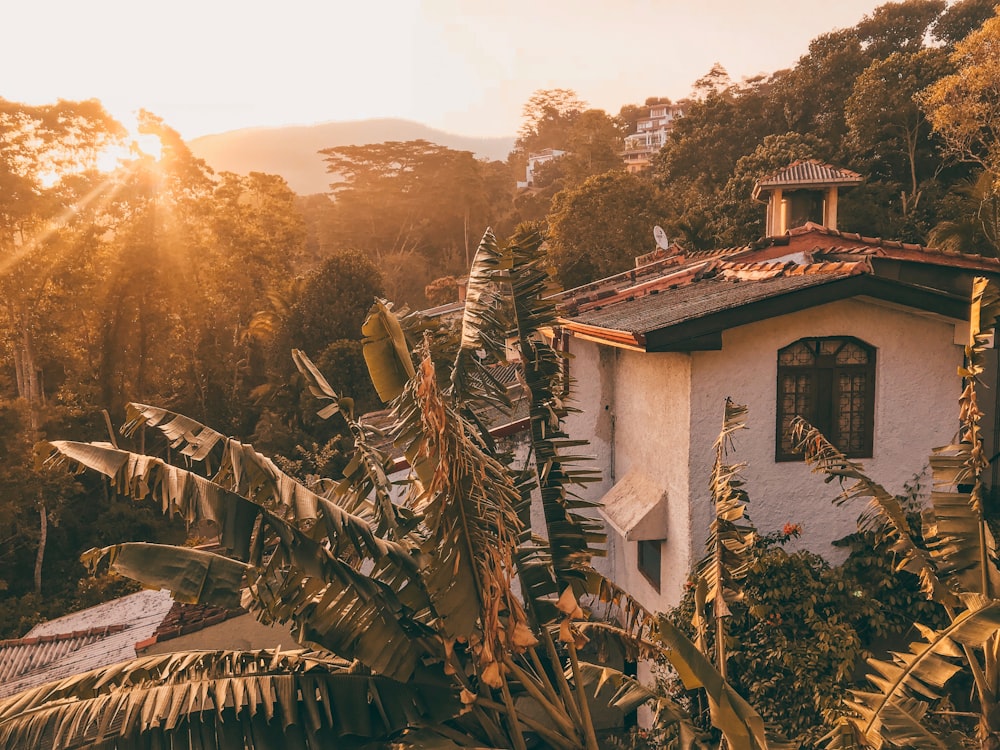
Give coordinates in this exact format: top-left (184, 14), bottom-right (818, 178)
top-left (755, 160), bottom-right (864, 190)
top-left (0, 589), bottom-right (174, 699)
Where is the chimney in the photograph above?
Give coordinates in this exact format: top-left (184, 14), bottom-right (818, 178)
top-left (752, 161), bottom-right (863, 236)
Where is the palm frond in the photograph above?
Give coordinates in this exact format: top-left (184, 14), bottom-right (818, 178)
top-left (396, 344), bottom-right (532, 680)
top-left (450, 228), bottom-right (513, 410)
top-left (699, 399), bottom-right (755, 617)
top-left (924, 447), bottom-right (1000, 597)
top-left (292, 348), bottom-right (416, 538)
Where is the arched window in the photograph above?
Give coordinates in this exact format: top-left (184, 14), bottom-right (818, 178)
top-left (776, 337), bottom-right (875, 461)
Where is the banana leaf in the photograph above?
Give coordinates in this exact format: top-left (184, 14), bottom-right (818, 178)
top-left (82, 542), bottom-right (246, 608)
top-left (789, 419), bottom-right (957, 609)
top-left (502, 228), bottom-right (605, 596)
top-left (699, 399), bottom-right (755, 617)
top-left (656, 618), bottom-right (774, 750)
top-left (0, 650), bottom-right (462, 749)
top-left (363, 298), bottom-right (415, 404)
top-left (842, 600), bottom-right (1000, 749)
top-left (46, 440), bottom-right (434, 680)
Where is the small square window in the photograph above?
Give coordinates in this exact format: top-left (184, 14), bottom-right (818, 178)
top-left (637, 539), bottom-right (661, 590)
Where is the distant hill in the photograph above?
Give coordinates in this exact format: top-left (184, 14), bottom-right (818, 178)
top-left (187, 118), bottom-right (516, 196)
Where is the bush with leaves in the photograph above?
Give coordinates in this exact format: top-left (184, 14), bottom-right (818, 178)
top-left (661, 525), bottom-right (947, 748)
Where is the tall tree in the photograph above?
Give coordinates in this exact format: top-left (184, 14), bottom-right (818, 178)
top-left (922, 8), bottom-right (1000, 194)
top-left (515, 88), bottom-right (586, 153)
top-left (546, 171), bottom-right (665, 289)
top-left (715, 132), bottom-right (831, 245)
top-left (854, 0), bottom-right (947, 59)
top-left (319, 140), bottom-right (502, 303)
top-left (931, 0), bottom-right (998, 46)
top-left (846, 48), bottom-right (951, 207)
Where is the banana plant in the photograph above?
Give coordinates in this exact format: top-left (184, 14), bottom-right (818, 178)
top-left (0, 228), bottom-right (784, 750)
top-left (791, 277), bottom-right (1000, 750)
top-left (696, 399), bottom-right (756, 679)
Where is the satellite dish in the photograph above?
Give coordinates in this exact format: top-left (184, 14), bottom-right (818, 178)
top-left (653, 225), bottom-right (670, 250)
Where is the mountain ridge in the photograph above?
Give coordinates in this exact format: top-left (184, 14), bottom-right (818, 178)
top-left (187, 117), bottom-right (516, 196)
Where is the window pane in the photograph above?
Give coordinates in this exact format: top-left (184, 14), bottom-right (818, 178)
top-left (836, 342), bottom-right (870, 365)
top-left (838, 372), bottom-right (868, 453)
top-left (638, 540), bottom-right (661, 589)
top-left (777, 337), bottom-right (874, 459)
top-left (778, 341), bottom-right (815, 366)
top-left (779, 373), bottom-right (812, 454)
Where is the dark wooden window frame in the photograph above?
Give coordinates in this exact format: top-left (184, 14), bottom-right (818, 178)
top-left (637, 539), bottom-right (661, 590)
top-left (775, 336), bottom-right (876, 462)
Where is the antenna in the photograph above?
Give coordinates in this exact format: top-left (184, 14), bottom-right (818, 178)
top-left (653, 225), bottom-right (670, 250)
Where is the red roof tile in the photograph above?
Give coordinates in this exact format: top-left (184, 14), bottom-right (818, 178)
top-left (754, 160), bottom-right (864, 194)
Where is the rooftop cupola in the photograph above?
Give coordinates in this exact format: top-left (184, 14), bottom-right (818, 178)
top-left (752, 160), bottom-right (863, 236)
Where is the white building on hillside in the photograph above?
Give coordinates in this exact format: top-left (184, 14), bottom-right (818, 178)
top-left (622, 102), bottom-right (686, 173)
top-left (554, 161), bottom-right (1000, 611)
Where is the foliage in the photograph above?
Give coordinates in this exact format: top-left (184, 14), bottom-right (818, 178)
top-left (922, 7), bottom-right (1000, 195)
top-left (931, 0), bottom-right (999, 46)
top-left (546, 171), bottom-right (666, 289)
top-left (928, 170), bottom-right (1000, 256)
top-left (0, 229), bottom-right (794, 750)
top-left (317, 140), bottom-right (509, 304)
top-left (789, 277), bottom-right (1000, 749)
top-left (287, 249), bottom-right (385, 358)
top-left (846, 48), bottom-right (951, 201)
top-left (715, 133), bottom-right (831, 245)
top-left (516, 88), bottom-right (587, 153)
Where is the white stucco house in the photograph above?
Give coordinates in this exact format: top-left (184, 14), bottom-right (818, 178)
top-left (553, 162), bottom-right (1000, 613)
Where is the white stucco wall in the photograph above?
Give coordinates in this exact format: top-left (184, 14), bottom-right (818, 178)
top-left (686, 298), bottom-right (963, 585)
top-left (564, 339), bottom-right (693, 612)
top-left (565, 296), bottom-right (966, 612)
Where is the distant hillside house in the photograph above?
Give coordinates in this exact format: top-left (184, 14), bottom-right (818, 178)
top-left (517, 148), bottom-right (567, 189)
top-left (555, 161), bottom-right (1000, 611)
top-left (622, 102), bottom-right (686, 173)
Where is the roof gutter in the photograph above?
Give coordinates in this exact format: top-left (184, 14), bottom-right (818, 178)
top-left (558, 320), bottom-right (647, 351)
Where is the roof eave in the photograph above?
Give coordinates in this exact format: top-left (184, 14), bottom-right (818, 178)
top-left (644, 275), bottom-right (967, 350)
top-left (563, 275), bottom-right (969, 353)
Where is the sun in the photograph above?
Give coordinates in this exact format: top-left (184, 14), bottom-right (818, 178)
top-left (95, 109), bottom-right (163, 173)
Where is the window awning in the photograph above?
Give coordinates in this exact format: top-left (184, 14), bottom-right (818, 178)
top-left (598, 469), bottom-right (668, 541)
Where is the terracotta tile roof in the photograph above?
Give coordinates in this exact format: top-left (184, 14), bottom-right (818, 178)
top-left (554, 218), bottom-right (1000, 351)
top-left (655, 223), bottom-right (1000, 272)
top-left (0, 589), bottom-right (175, 699)
top-left (134, 601), bottom-right (246, 652)
top-left (561, 260), bottom-right (868, 342)
top-left (754, 160), bottom-right (864, 193)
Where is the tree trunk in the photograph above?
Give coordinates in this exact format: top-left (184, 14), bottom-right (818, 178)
top-left (34, 498), bottom-right (46, 595)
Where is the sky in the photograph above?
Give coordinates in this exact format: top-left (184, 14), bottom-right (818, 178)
top-left (5, 0), bottom-right (897, 141)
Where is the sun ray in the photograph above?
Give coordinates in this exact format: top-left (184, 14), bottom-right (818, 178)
top-left (0, 169), bottom-right (130, 279)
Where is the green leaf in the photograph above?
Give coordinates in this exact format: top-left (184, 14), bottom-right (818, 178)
top-left (362, 298), bottom-right (415, 404)
top-left (656, 618), bottom-right (774, 750)
top-left (82, 543), bottom-right (246, 608)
